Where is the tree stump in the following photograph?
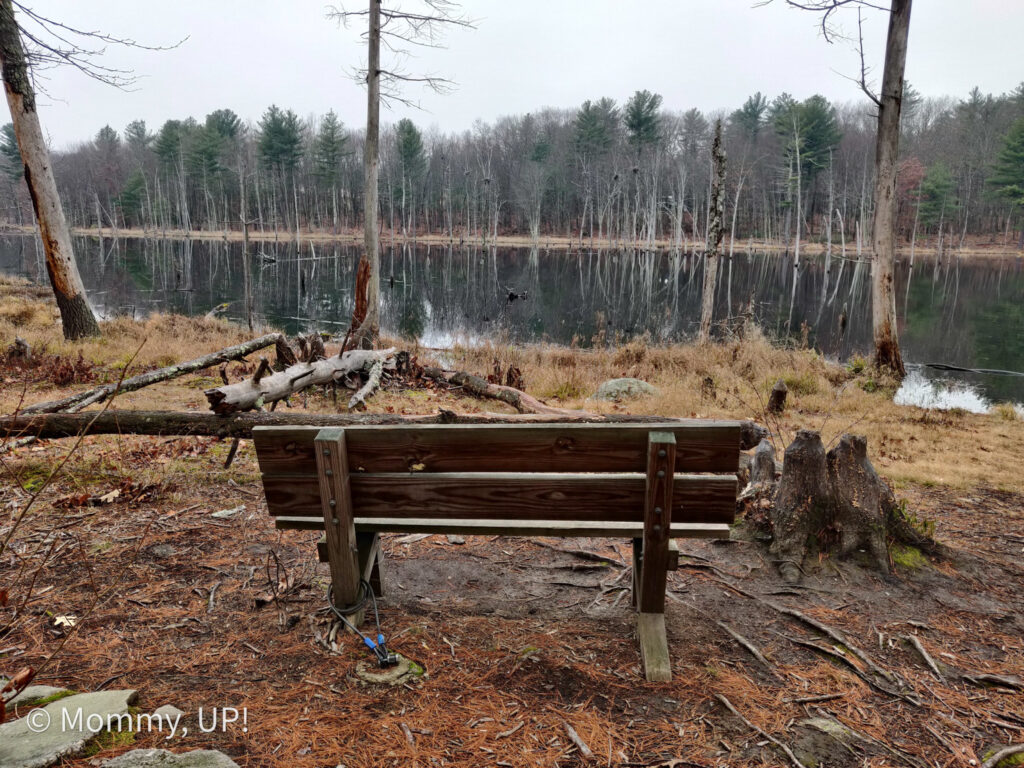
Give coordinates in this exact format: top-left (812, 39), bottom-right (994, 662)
top-left (767, 379), bottom-right (788, 414)
top-left (766, 430), bottom-right (929, 582)
top-left (770, 429), bottom-right (831, 582)
top-left (750, 438), bottom-right (776, 485)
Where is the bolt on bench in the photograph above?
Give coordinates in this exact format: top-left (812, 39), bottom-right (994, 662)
top-left (252, 422), bottom-right (741, 681)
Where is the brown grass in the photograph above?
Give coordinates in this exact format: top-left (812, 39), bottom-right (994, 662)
top-left (3, 273), bottom-right (1022, 492)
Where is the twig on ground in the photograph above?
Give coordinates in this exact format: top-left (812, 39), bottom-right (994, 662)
top-left (714, 694), bottom-right (807, 768)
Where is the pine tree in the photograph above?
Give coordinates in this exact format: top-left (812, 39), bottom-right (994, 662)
top-left (989, 117), bottom-right (1024, 205)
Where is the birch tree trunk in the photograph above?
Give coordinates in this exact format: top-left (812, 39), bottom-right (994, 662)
top-left (352, 0), bottom-right (382, 348)
top-left (0, 0), bottom-right (100, 339)
top-left (870, 0), bottom-right (911, 377)
top-left (699, 120), bottom-right (726, 343)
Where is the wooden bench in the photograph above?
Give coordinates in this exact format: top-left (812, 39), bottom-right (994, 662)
top-left (252, 421), bottom-right (741, 681)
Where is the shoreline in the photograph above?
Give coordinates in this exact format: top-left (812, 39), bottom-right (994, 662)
top-left (2, 224), bottom-right (1021, 259)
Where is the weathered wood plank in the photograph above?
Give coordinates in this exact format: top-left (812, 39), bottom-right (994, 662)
top-left (640, 432), bottom-right (675, 614)
top-left (261, 472), bottom-right (737, 523)
top-left (318, 532), bottom-right (382, 594)
top-left (637, 612), bottom-right (672, 682)
top-left (314, 429), bottom-right (362, 623)
top-left (252, 422), bottom-right (742, 476)
top-left (278, 518), bottom-right (731, 538)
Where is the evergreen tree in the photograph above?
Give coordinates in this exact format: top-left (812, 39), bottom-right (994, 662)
top-left (118, 169), bottom-right (146, 225)
top-left (624, 90), bottom-right (662, 149)
top-left (0, 122), bottom-right (21, 180)
top-left (573, 98), bottom-right (618, 158)
top-left (257, 105), bottom-right (302, 173)
top-left (989, 117), bottom-right (1024, 205)
top-left (314, 110), bottom-right (347, 186)
top-left (396, 118), bottom-right (426, 187)
top-left (730, 92), bottom-right (768, 140)
top-left (918, 162), bottom-right (957, 228)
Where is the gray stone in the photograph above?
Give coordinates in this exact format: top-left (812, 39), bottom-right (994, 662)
top-left (149, 544), bottom-right (175, 559)
top-left (0, 688), bottom-right (136, 768)
top-left (446, 535), bottom-right (466, 545)
top-left (152, 705), bottom-right (185, 719)
top-left (101, 749), bottom-right (240, 767)
top-left (8, 685), bottom-right (68, 708)
top-left (591, 378), bottom-right (659, 402)
top-left (211, 505), bottom-right (244, 519)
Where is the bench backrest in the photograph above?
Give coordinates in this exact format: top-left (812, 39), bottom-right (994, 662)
top-left (252, 422), bottom-right (740, 529)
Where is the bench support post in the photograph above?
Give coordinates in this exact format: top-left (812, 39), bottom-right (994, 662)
top-left (637, 431), bottom-right (675, 682)
top-left (315, 428), bottom-right (364, 626)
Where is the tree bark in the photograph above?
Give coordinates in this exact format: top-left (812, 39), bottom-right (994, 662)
top-left (699, 119), bottom-right (726, 343)
top-left (21, 333), bottom-right (287, 414)
top-left (1, 409), bottom-right (768, 447)
top-left (351, 0), bottom-right (382, 349)
top-left (0, 0), bottom-right (100, 340)
top-left (870, 0), bottom-right (911, 377)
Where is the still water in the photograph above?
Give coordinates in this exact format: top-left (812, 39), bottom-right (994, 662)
top-left (2, 235), bottom-right (1022, 408)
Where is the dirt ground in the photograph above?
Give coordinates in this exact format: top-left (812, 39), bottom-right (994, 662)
top-left (1, 277), bottom-right (1023, 767)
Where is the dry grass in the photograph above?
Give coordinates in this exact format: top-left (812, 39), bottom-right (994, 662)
top-left (3, 273), bottom-right (1023, 492)
top-left (433, 331), bottom-right (1024, 493)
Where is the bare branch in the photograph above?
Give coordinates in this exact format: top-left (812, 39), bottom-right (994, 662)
top-left (327, 0), bottom-right (476, 109)
top-left (9, 1), bottom-right (185, 90)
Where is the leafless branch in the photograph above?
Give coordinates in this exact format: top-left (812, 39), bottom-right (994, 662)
top-left (9, 1), bottom-right (185, 90)
top-left (327, 0), bottom-right (476, 110)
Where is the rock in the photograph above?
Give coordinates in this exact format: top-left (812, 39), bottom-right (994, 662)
top-left (0, 688), bottom-right (136, 768)
top-left (591, 378), bottom-right (659, 402)
top-left (148, 544), bottom-right (175, 559)
top-left (211, 505), bottom-right (244, 519)
top-left (101, 749), bottom-right (240, 767)
top-left (446, 535), bottom-right (465, 545)
top-left (4, 684), bottom-right (68, 708)
top-left (152, 705), bottom-right (185, 720)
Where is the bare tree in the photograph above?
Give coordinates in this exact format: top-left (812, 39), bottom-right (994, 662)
top-left (329, 0), bottom-right (473, 348)
top-left (699, 119), bottom-right (726, 343)
top-left (0, 0), bottom-right (98, 338)
top-left (0, 1), bottom-right (177, 340)
top-left (778, 0), bottom-right (909, 377)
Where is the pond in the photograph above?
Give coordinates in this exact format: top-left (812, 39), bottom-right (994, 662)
top-left (2, 234), bottom-right (1023, 410)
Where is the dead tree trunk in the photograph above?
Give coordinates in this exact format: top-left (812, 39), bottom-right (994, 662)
top-left (205, 348), bottom-right (396, 414)
top-left (870, 0), bottom-right (911, 378)
top-left (421, 367), bottom-right (590, 416)
top-left (1, 410), bottom-right (769, 445)
top-left (0, 0), bottom-right (100, 340)
top-left (767, 430), bottom-right (932, 583)
top-left (699, 119), bottom-right (726, 343)
top-left (350, 0), bottom-right (382, 349)
top-left (21, 333), bottom-right (288, 414)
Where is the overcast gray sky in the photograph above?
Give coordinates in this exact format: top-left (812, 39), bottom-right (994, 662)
top-left (22, 0), bottom-right (1024, 149)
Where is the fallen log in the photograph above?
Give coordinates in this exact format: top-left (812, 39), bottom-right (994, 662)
top-left (21, 333), bottom-right (288, 415)
top-left (0, 409), bottom-right (768, 446)
top-left (204, 348), bottom-right (396, 414)
top-left (422, 366), bottom-right (590, 417)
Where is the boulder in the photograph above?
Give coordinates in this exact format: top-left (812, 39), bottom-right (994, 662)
top-left (0, 689), bottom-right (136, 768)
top-left (591, 378), bottom-right (659, 402)
top-left (101, 749), bottom-right (239, 767)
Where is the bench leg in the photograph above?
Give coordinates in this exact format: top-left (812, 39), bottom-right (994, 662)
top-left (637, 431), bottom-right (676, 682)
top-left (631, 537), bottom-right (642, 609)
top-left (315, 428), bottom-right (364, 626)
top-left (356, 532), bottom-right (384, 598)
